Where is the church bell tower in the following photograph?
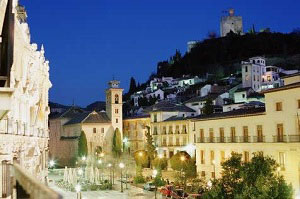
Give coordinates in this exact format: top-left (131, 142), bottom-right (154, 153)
top-left (106, 80), bottom-right (123, 134)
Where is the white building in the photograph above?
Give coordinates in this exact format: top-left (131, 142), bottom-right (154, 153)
top-left (146, 89), bottom-right (164, 100)
top-left (0, 0), bottom-right (55, 197)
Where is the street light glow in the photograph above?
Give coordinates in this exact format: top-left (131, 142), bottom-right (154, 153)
top-left (82, 156), bottom-right (86, 161)
top-left (100, 153), bottom-right (104, 157)
top-left (123, 137), bottom-right (128, 143)
top-left (212, 160), bottom-right (216, 165)
top-left (49, 160), bottom-right (55, 168)
top-left (78, 168), bottom-right (83, 175)
top-left (108, 163), bottom-right (112, 167)
top-left (75, 184), bottom-right (81, 193)
top-left (139, 152), bottom-right (143, 157)
top-left (98, 159), bottom-right (102, 164)
top-left (119, 162), bottom-right (125, 168)
top-left (153, 169), bottom-right (158, 177)
top-left (158, 154), bottom-right (163, 159)
top-left (180, 156), bottom-right (185, 161)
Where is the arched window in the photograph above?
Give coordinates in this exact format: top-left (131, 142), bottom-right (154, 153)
top-left (115, 94), bottom-right (119, 104)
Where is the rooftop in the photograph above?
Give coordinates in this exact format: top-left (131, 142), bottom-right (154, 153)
top-left (145, 101), bottom-right (195, 113)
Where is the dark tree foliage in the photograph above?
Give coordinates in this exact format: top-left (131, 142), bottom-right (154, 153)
top-left (157, 32), bottom-right (300, 78)
top-left (112, 128), bottom-right (122, 158)
top-left (129, 77), bottom-right (137, 94)
top-left (202, 98), bottom-right (214, 115)
top-left (78, 131), bottom-right (88, 157)
top-left (145, 126), bottom-right (156, 168)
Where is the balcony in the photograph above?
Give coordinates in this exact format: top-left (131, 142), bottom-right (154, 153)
top-left (253, 136), bottom-right (265, 143)
top-left (0, 87), bottom-right (14, 119)
top-left (13, 163), bottom-right (62, 199)
top-left (273, 135), bottom-right (287, 143)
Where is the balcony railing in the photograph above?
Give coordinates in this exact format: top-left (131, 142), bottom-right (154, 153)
top-left (13, 163), bottom-right (62, 199)
top-left (253, 136), bottom-right (265, 143)
top-left (273, 135), bottom-right (287, 142)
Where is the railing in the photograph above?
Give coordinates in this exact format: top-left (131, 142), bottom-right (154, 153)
top-left (13, 163), bottom-right (62, 199)
top-left (194, 135), bottom-right (300, 143)
top-left (0, 119), bottom-right (48, 138)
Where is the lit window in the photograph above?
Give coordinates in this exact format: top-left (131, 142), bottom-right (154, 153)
top-left (220, 151), bottom-right (225, 162)
top-left (279, 152), bottom-right (285, 168)
top-left (201, 171), bottom-right (205, 178)
top-left (210, 151), bottom-right (215, 164)
top-left (101, 128), bottom-right (104, 134)
top-left (201, 150), bottom-right (205, 164)
top-left (276, 102), bottom-right (282, 111)
top-left (244, 151), bottom-right (249, 162)
top-left (153, 114), bottom-right (157, 122)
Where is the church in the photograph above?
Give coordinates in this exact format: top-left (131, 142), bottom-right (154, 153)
top-left (49, 80), bottom-right (123, 166)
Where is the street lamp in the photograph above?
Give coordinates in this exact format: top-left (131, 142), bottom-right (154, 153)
top-left (108, 163), bottom-right (112, 184)
top-left (82, 156), bottom-right (86, 161)
top-left (212, 160), bottom-right (216, 179)
top-left (119, 163), bottom-right (125, 193)
top-left (158, 154), bottom-right (163, 159)
top-left (207, 180), bottom-right (212, 189)
top-left (139, 151), bottom-right (143, 157)
top-left (98, 159), bottom-right (102, 164)
top-left (49, 160), bottom-right (55, 169)
top-left (180, 156), bottom-right (185, 181)
top-left (75, 184), bottom-right (81, 199)
top-left (100, 152), bottom-right (104, 158)
top-left (153, 169), bottom-right (158, 199)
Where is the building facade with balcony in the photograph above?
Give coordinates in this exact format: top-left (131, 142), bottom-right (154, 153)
top-left (123, 115), bottom-right (150, 155)
top-left (191, 82), bottom-right (300, 194)
top-left (0, 0), bottom-right (57, 198)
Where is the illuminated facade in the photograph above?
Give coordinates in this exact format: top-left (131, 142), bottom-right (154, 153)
top-left (0, 0), bottom-right (52, 197)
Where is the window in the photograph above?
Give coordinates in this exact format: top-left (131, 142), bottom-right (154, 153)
top-left (245, 66), bottom-right (248, 72)
top-left (276, 102), bottom-right (282, 111)
top-left (182, 125), bottom-right (187, 134)
top-left (244, 151), bottom-right (249, 162)
top-left (201, 171), bottom-right (206, 178)
top-left (153, 127), bottom-right (158, 135)
top-left (192, 103), bottom-right (199, 106)
top-left (116, 118), bottom-right (118, 123)
top-left (153, 114), bottom-right (157, 122)
top-left (169, 126), bottom-right (173, 134)
top-left (115, 109), bottom-right (118, 114)
top-left (298, 99), bottom-right (300, 109)
top-left (162, 126), bottom-right (166, 134)
top-left (176, 125), bottom-right (180, 134)
top-left (136, 142), bottom-right (139, 149)
top-left (201, 150), bottom-right (205, 164)
top-left (231, 127), bottom-right (236, 142)
top-left (115, 94), bottom-right (119, 104)
top-left (176, 138), bottom-right (180, 146)
top-left (93, 128), bottom-right (96, 133)
top-left (257, 125), bottom-right (263, 142)
top-left (220, 151), bottom-right (225, 163)
top-left (209, 128), bottom-right (214, 142)
top-left (219, 128), bottom-right (224, 143)
top-left (211, 172), bottom-right (215, 179)
top-left (277, 123), bottom-right (284, 142)
top-left (162, 138), bottom-right (167, 146)
top-left (101, 128), bottom-right (104, 134)
top-left (279, 152), bottom-right (285, 168)
top-left (169, 137), bottom-right (173, 146)
top-left (210, 151), bottom-right (215, 164)
top-left (183, 137), bottom-right (187, 145)
top-left (200, 129), bottom-right (204, 142)
top-left (243, 126), bottom-right (248, 142)
top-left (242, 94), bottom-right (245, 98)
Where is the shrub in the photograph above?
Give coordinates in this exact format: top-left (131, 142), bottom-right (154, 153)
top-left (152, 157), bottom-right (168, 170)
top-left (134, 175), bottom-right (146, 184)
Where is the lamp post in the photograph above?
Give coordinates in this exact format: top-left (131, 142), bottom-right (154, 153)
top-left (180, 156), bottom-right (185, 182)
top-left (153, 169), bottom-right (158, 199)
top-left (75, 184), bottom-right (81, 199)
top-left (123, 137), bottom-right (128, 153)
top-left (119, 163), bottom-right (125, 193)
top-left (212, 160), bottom-right (216, 179)
top-left (108, 163), bottom-right (112, 184)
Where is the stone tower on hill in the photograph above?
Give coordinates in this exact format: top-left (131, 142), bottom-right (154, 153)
top-left (220, 8), bottom-right (243, 37)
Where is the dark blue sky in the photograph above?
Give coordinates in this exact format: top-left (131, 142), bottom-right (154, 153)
top-left (24, 0), bottom-right (300, 107)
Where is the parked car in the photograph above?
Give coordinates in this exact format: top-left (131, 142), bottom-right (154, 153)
top-left (187, 194), bottom-right (202, 199)
top-left (170, 189), bottom-right (189, 199)
top-left (143, 182), bottom-right (156, 191)
top-left (160, 185), bottom-right (174, 197)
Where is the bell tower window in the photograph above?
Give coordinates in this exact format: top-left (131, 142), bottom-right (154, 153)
top-left (115, 94), bottom-right (119, 104)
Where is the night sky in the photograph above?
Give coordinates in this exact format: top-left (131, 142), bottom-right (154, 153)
top-left (23, 0), bottom-right (300, 107)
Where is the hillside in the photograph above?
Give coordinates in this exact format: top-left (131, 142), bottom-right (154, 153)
top-left (157, 32), bottom-right (300, 78)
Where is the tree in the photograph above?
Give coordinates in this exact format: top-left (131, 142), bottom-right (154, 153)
top-left (152, 157), bottom-right (168, 170)
top-left (145, 126), bottom-right (156, 168)
top-left (170, 151), bottom-right (196, 187)
top-left (202, 98), bottom-right (214, 115)
top-left (78, 131), bottom-right (88, 157)
top-left (129, 77), bottom-right (137, 94)
top-left (112, 128), bottom-right (122, 158)
top-left (202, 152), bottom-right (293, 199)
top-left (134, 150), bottom-right (149, 168)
